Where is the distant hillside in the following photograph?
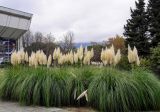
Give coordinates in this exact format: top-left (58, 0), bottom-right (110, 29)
top-left (74, 42), bottom-right (103, 48)
top-left (74, 42), bottom-right (92, 48)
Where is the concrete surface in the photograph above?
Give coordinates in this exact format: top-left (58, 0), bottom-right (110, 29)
top-left (0, 101), bottom-right (68, 112)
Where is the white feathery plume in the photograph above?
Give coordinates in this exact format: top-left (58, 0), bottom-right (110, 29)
top-left (42, 53), bottom-right (47, 65)
top-left (77, 90), bottom-right (88, 102)
top-left (78, 45), bottom-right (84, 61)
top-left (53, 47), bottom-right (61, 60)
top-left (84, 46), bottom-right (88, 55)
top-left (133, 46), bottom-right (140, 66)
top-left (128, 45), bottom-right (134, 63)
top-left (114, 49), bottom-right (121, 66)
top-left (74, 52), bottom-right (78, 63)
top-left (17, 51), bottom-right (22, 64)
top-left (110, 44), bottom-right (115, 57)
top-left (101, 48), bottom-right (105, 63)
top-left (35, 50), bottom-right (41, 64)
top-left (53, 48), bottom-right (57, 60)
top-left (91, 48), bottom-right (94, 58)
top-left (83, 48), bottom-right (94, 65)
top-left (101, 45), bottom-right (117, 65)
top-left (128, 45), bottom-right (140, 66)
top-left (69, 50), bottom-right (74, 64)
top-left (47, 55), bottom-right (52, 68)
top-left (57, 47), bottom-right (61, 59)
top-left (11, 51), bottom-right (18, 65)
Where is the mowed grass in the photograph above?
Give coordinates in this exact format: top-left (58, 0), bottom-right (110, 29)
top-left (0, 66), bottom-right (159, 112)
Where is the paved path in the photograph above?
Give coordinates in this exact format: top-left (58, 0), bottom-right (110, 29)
top-left (0, 101), bottom-right (68, 112)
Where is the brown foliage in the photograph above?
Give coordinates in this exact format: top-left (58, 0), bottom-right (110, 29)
top-left (108, 35), bottom-right (126, 54)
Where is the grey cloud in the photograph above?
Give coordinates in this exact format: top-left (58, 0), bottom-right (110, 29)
top-left (1, 0), bottom-right (141, 42)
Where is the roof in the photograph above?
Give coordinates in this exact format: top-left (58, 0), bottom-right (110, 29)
top-left (0, 6), bottom-right (33, 40)
top-left (0, 6), bottom-right (33, 20)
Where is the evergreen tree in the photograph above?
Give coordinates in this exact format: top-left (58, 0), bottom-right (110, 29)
top-left (147, 0), bottom-right (160, 47)
top-left (124, 0), bottom-right (149, 56)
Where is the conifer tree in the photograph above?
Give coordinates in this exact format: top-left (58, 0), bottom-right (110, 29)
top-left (147, 0), bottom-right (160, 47)
top-left (124, 0), bottom-right (149, 56)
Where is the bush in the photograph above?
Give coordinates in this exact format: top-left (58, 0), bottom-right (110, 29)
top-left (150, 43), bottom-right (160, 74)
top-left (117, 56), bottom-right (131, 70)
top-left (140, 58), bottom-right (151, 69)
top-left (88, 45), bottom-right (104, 62)
top-left (25, 42), bottom-right (58, 57)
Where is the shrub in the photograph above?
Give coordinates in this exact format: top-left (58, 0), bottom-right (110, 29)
top-left (150, 43), bottom-right (160, 74)
top-left (117, 56), bottom-right (131, 70)
top-left (140, 58), bottom-right (151, 69)
top-left (88, 44), bottom-right (104, 62)
top-left (25, 42), bottom-right (58, 57)
top-left (107, 35), bottom-right (126, 54)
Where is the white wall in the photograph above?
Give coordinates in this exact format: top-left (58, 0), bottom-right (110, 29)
top-left (17, 37), bottom-right (23, 51)
top-left (0, 13), bottom-right (31, 30)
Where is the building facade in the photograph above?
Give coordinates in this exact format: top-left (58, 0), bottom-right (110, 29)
top-left (0, 6), bottom-right (32, 62)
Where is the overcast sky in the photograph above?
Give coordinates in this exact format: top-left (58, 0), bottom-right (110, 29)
top-left (0, 0), bottom-right (147, 42)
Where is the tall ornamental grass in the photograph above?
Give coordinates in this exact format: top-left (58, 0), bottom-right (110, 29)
top-left (68, 66), bottom-right (97, 106)
top-left (88, 67), bottom-right (160, 112)
top-left (0, 66), bottom-right (70, 106)
top-left (0, 66), bottom-right (159, 111)
top-left (0, 66), bottom-right (97, 107)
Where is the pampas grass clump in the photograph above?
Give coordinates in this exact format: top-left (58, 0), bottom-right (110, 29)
top-left (0, 66), bottom-right (97, 107)
top-left (0, 66), bottom-right (70, 106)
top-left (67, 66), bottom-right (97, 106)
top-left (88, 67), bottom-right (160, 112)
top-left (0, 66), bottom-right (159, 111)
